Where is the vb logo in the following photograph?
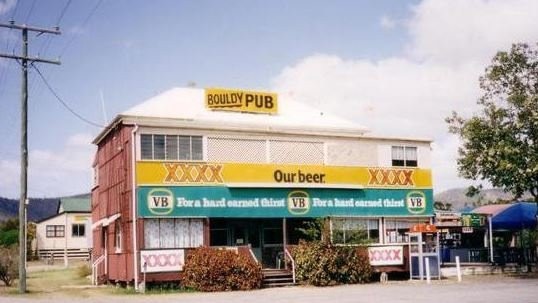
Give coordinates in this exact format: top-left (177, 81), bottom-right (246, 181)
top-left (287, 191), bottom-right (310, 215)
top-left (406, 191), bottom-right (426, 214)
top-left (147, 189), bottom-right (174, 215)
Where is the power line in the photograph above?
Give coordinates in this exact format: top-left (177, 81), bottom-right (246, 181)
top-left (0, 20), bottom-right (61, 295)
top-left (0, 0), bottom-right (19, 96)
top-left (10, 0), bottom-right (19, 21)
top-left (31, 0), bottom-right (73, 63)
top-left (32, 64), bottom-right (108, 129)
top-left (59, 0), bottom-right (104, 57)
top-left (37, 0), bottom-right (73, 57)
top-left (56, 0), bottom-right (73, 26)
top-left (24, 0), bottom-right (37, 23)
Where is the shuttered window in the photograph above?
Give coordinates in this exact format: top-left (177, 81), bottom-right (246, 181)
top-left (166, 135), bottom-right (178, 160)
top-left (178, 136), bottom-right (191, 160)
top-left (153, 135), bottom-right (165, 159)
top-left (140, 134), bottom-right (153, 159)
top-left (140, 134), bottom-right (203, 161)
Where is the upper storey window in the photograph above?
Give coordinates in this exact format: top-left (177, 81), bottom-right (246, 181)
top-left (391, 146), bottom-right (417, 167)
top-left (141, 134), bottom-right (203, 161)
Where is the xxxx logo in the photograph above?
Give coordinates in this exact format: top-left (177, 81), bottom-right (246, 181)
top-left (143, 253), bottom-right (183, 267)
top-left (163, 163), bottom-right (224, 184)
top-left (369, 248), bottom-right (402, 262)
top-left (368, 168), bottom-right (414, 186)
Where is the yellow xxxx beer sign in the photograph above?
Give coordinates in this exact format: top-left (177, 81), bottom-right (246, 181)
top-left (368, 168), bottom-right (414, 186)
top-left (136, 162), bottom-right (433, 189)
top-left (163, 163), bottom-right (224, 184)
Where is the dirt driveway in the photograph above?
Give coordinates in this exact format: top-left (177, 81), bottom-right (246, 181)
top-left (2, 275), bottom-right (538, 303)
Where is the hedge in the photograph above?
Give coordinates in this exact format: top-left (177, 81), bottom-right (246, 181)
top-left (182, 247), bottom-right (262, 291)
top-left (292, 241), bottom-right (372, 286)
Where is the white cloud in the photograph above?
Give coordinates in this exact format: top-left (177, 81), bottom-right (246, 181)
top-left (380, 15), bottom-right (396, 29)
top-left (0, 133), bottom-right (95, 198)
top-left (0, 0), bottom-right (16, 15)
top-left (272, 55), bottom-right (480, 139)
top-left (272, 0), bottom-right (538, 192)
top-left (407, 0), bottom-right (538, 65)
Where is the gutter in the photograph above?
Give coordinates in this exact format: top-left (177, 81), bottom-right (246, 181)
top-left (131, 124), bottom-right (139, 290)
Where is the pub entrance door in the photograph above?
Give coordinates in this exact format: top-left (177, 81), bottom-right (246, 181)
top-left (210, 218), bottom-right (283, 268)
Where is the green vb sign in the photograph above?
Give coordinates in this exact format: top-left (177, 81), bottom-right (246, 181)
top-left (137, 186), bottom-right (434, 218)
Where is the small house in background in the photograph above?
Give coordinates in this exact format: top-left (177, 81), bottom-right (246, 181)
top-left (35, 196), bottom-right (92, 262)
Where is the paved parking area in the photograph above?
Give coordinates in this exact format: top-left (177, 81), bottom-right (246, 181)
top-left (2, 275), bottom-right (538, 303)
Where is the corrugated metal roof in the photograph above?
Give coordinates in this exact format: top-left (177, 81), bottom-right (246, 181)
top-left (123, 87), bottom-right (367, 130)
top-left (59, 197), bottom-right (91, 213)
top-left (94, 87), bottom-right (374, 144)
top-left (471, 204), bottom-right (512, 216)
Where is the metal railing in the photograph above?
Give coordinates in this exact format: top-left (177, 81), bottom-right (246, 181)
top-left (91, 254), bottom-right (105, 285)
top-left (248, 245), bottom-right (259, 264)
top-left (284, 247), bottom-right (296, 284)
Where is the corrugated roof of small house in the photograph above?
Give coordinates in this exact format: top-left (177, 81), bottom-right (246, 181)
top-left (58, 197), bottom-right (91, 213)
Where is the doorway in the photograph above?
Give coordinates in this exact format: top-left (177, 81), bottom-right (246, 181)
top-left (209, 218), bottom-right (283, 268)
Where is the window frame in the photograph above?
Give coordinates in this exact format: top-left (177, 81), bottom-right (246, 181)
top-left (71, 223), bottom-right (85, 238)
top-left (144, 218), bottom-right (203, 249)
top-left (391, 146), bottom-right (418, 167)
top-left (331, 217), bottom-right (380, 245)
top-left (384, 218), bottom-right (429, 244)
top-left (114, 221), bottom-right (122, 253)
top-left (140, 134), bottom-right (204, 161)
top-left (46, 225), bottom-right (65, 238)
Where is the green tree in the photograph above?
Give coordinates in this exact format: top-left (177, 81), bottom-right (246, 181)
top-left (0, 230), bottom-right (18, 247)
top-left (0, 219), bottom-right (18, 232)
top-left (434, 201), bottom-right (453, 211)
top-left (447, 43), bottom-right (538, 203)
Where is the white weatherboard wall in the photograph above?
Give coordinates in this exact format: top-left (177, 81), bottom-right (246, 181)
top-left (327, 139), bottom-right (379, 167)
top-left (36, 213), bottom-right (92, 258)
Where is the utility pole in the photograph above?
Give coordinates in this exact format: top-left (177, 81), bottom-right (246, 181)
top-left (0, 21), bottom-right (60, 294)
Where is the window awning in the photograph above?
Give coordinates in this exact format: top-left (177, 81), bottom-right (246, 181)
top-left (92, 213), bottom-right (121, 230)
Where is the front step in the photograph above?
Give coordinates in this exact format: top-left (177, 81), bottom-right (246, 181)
top-left (262, 269), bottom-right (296, 288)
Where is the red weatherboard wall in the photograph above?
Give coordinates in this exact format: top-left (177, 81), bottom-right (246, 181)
top-left (92, 124), bottom-right (140, 284)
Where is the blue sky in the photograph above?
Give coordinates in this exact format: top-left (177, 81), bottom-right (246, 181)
top-left (1, 0), bottom-right (537, 198)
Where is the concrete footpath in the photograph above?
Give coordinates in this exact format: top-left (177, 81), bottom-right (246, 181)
top-left (2, 275), bottom-right (538, 303)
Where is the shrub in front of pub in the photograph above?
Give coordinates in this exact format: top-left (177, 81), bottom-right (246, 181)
top-left (292, 241), bottom-right (372, 286)
top-left (182, 247), bottom-right (262, 291)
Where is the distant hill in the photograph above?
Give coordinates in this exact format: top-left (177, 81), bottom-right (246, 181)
top-left (0, 193), bottom-right (90, 222)
top-left (434, 188), bottom-right (533, 211)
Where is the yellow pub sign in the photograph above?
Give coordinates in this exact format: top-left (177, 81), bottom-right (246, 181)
top-left (205, 88), bottom-right (278, 114)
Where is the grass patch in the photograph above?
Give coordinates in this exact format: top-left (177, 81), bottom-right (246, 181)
top-left (28, 268), bottom-right (89, 293)
top-left (0, 261), bottom-right (197, 298)
top-left (0, 262), bottom-right (92, 297)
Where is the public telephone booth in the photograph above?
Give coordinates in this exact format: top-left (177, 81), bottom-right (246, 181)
top-left (409, 224), bottom-right (440, 280)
